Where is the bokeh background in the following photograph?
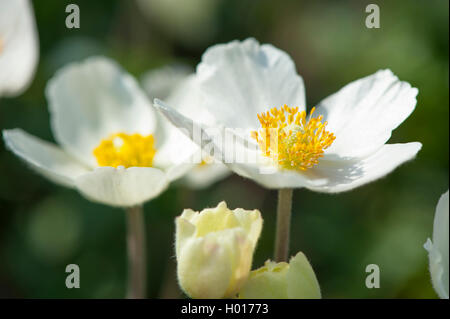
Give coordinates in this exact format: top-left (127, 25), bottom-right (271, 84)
top-left (0, 0), bottom-right (448, 298)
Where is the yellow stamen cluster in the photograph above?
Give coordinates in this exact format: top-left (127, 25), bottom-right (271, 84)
top-left (251, 105), bottom-right (335, 171)
top-left (93, 133), bottom-right (156, 168)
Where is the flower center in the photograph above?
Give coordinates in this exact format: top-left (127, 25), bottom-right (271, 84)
top-left (251, 105), bottom-right (335, 171)
top-left (93, 133), bottom-right (156, 168)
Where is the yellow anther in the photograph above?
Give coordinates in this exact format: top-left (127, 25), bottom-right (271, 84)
top-left (93, 132), bottom-right (156, 168)
top-left (251, 105), bottom-right (335, 171)
top-left (199, 155), bottom-right (214, 167)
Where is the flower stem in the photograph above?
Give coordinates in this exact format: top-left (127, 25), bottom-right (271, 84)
top-left (274, 188), bottom-right (293, 262)
top-left (126, 205), bottom-right (146, 299)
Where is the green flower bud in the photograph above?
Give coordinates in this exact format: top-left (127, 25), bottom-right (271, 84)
top-left (238, 252), bottom-right (321, 299)
top-left (175, 201), bottom-right (263, 298)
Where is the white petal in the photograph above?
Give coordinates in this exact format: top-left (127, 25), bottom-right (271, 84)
top-left (152, 113), bottom-right (198, 181)
top-left (167, 75), bottom-right (218, 125)
top-left (142, 68), bottom-right (212, 182)
top-left (153, 98), bottom-right (214, 151)
top-left (424, 191), bottom-right (449, 299)
top-left (141, 65), bottom-right (192, 100)
top-left (304, 142), bottom-right (422, 193)
top-left (46, 56), bottom-right (157, 167)
top-left (2, 129), bottom-right (88, 187)
top-left (74, 167), bottom-right (168, 207)
top-left (230, 162), bottom-right (329, 189)
top-left (147, 68), bottom-right (234, 186)
top-left (0, 0), bottom-right (38, 97)
top-left (151, 75), bottom-right (220, 179)
top-left (432, 191), bottom-right (449, 263)
top-left (196, 38), bottom-right (306, 128)
top-left (183, 161), bottom-right (231, 189)
top-left (316, 70), bottom-right (418, 158)
top-left (164, 162), bottom-right (197, 183)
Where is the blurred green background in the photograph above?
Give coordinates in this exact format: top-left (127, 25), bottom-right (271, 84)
top-left (0, 0), bottom-right (448, 298)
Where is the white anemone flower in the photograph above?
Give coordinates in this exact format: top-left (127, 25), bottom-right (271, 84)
top-left (153, 38), bottom-right (422, 193)
top-left (0, 0), bottom-right (39, 97)
top-left (142, 65), bottom-right (231, 189)
top-left (424, 190), bottom-right (449, 299)
top-left (3, 56), bottom-right (193, 207)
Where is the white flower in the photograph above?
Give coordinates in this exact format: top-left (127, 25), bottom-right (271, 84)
top-left (3, 56), bottom-right (194, 207)
top-left (153, 38), bottom-right (422, 192)
top-left (424, 190), bottom-right (449, 299)
top-left (142, 65), bottom-right (231, 189)
top-left (0, 0), bottom-right (39, 97)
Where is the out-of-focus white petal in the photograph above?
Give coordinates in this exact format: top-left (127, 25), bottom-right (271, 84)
top-left (424, 191), bottom-right (449, 299)
top-left (167, 75), bottom-right (218, 125)
top-left (153, 98), bottom-right (215, 154)
top-left (46, 56), bottom-right (156, 167)
top-left (151, 94), bottom-right (198, 175)
top-left (142, 67), bottom-right (194, 155)
top-left (151, 114), bottom-right (197, 180)
top-left (141, 65), bottom-right (192, 100)
top-left (2, 129), bottom-right (89, 187)
top-left (196, 38), bottom-right (306, 128)
top-left (74, 166), bottom-right (168, 207)
top-left (305, 142), bottom-right (422, 193)
top-left (432, 192), bottom-right (449, 271)
top-left (316, 70), bottom-right (418, 158)
top-left (164, 161), bottom-right (197, 183)
top-left (152, 76), bottom-right (223, 182)
top-left (143, 66), bottom-right (229, 185)
top-left (183, 161), bottom-right (231, 189)
top-left (0, 0), bottom-right (39, 97)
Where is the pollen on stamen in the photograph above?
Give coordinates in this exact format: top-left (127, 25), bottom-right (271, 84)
top-left (93, 132), bottom-right (156, 168)
top-left (251, 105), bottom-right (336, 171)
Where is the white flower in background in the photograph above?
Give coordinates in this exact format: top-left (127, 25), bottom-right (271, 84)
top-left (424, 190), bottom-right (449, 299)
top-left (175, 201), bottom-right (263, 298)
top-left (238, 252), bottom-right (321, 299)
top-left (3, 57), bottom-right (194, 207)
top-left (142, 66), bottom-right (231, 189)
top-left (0, 0), bottom-right (39, 97)
top-left (154, 38), bottom-right (422, 193)
top-left (142, 65), bottom-right (192, 101)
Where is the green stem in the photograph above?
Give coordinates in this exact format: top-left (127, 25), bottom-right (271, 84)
top-left (274, 188), bottom-right (293, 262)
top-left (126, 205), bottom-right (146, 299)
